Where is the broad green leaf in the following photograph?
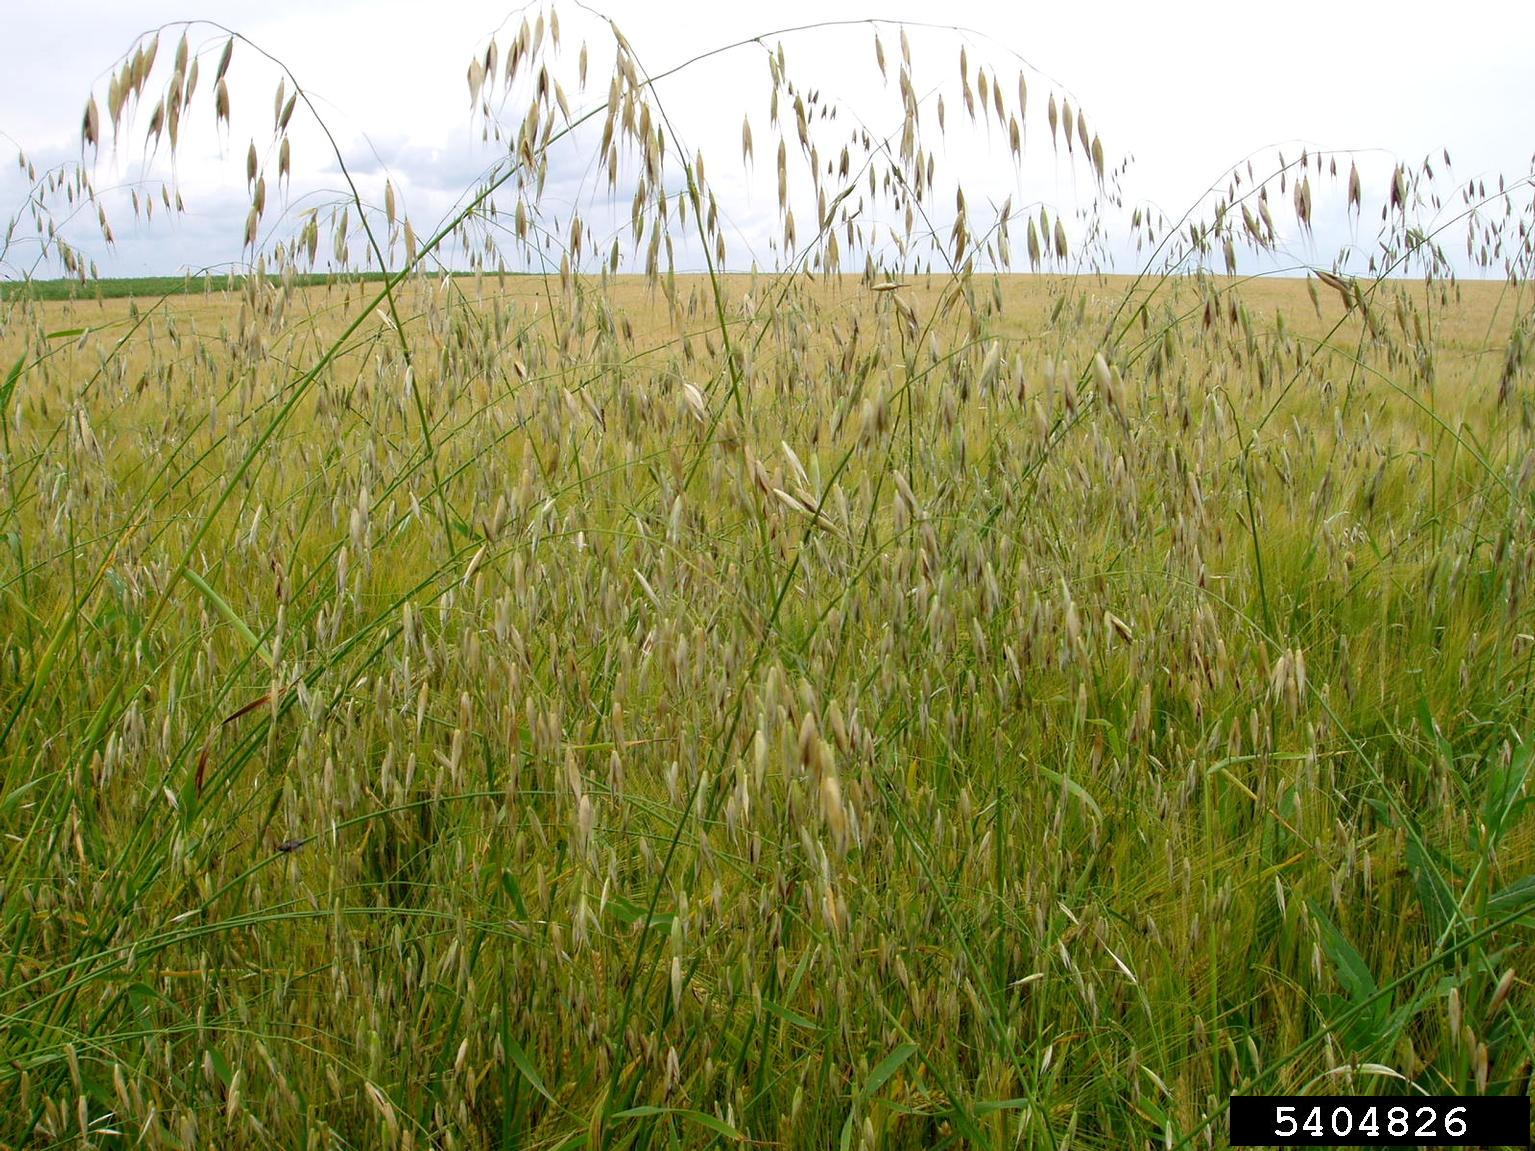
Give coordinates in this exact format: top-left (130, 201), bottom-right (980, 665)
top-left (1482, 741), bottom-right (1531, 843)
top-left (975, 1096), bottom-right (1034, 1114)
top-left (206, 1046), bottom-right (233, 1088)
top-left (1309, 899), bottom-right (1396, 1051)
top-left (184, 568), bottom-right (275, 670)
top-left (612, 1106), bottom-right (743, 1142)
top-left (858, 1042), bottom-right (918, 1102)
top-left (762, 998), bottom-right (819, 1032)
top-left (504, 1032), bottom-right (558, 1108)
top-left (1308, 900), bottom-right (1376, 1004)
top-left (1406, 838), bottom-right (1458, 938)
top-left (1487, 874), bottom-right (1535, 919)
top-left (607, 894), bottom-right (674, 930)
top-left (1031, 761), bottom-right (1102, 820)
top-left (500, 869), bottom-right (529, 920)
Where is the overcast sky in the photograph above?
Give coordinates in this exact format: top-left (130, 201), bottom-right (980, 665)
top-left (3, 0), bottom-right (1532, 280)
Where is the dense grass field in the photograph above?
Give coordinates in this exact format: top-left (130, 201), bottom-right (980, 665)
top-left (3, 8), bottom-right (1535, 1148)
top-left (2, 266), bottom-right (1532, 1148)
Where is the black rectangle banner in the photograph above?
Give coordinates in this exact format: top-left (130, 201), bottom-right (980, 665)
top-left (1228, 1095), bottom-right (1530, 1147)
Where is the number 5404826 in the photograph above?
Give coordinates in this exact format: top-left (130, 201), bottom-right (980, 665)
top-left (1273, 1104), bottom-right (1468, 1140)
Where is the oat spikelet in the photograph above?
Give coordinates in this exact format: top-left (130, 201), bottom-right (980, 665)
top-left (82, 97), bottom-right (100, 152)
top-left (468, 57), bottom-right (486, 106)
top-left (1315, 269), bottom-right (1353, 312)
top-left (1293, 175), bottom-right (1312, 232)
top-left (1390, 164), bottom-right (1407, 212)
top-left (1092, 351), bottom-right (1111, 391)
top-left (976, 340), bottom-right (1001, 391)
top-left (1487, 968), bottom-right (1517, 1020)
top-left (821, 772), bottom-right (848, 855)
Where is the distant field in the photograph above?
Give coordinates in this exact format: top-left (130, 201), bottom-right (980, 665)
top-left (0, 270), bottom-right (404, 302)
top-left (2, 263), bottom-right (1532, 1148)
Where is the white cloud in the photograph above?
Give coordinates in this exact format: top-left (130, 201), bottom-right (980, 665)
top-left (3, 0), bottom-right (1532, 279)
